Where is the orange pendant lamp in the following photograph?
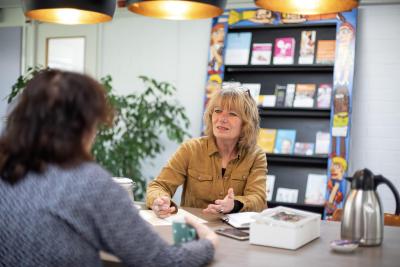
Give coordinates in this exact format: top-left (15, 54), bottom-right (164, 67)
top-left (255, 0), bottom-right (359, 15)
top-left (126, 0), bottom-right (227, 20)
top-left (22, 0), bottom-right (116, 24)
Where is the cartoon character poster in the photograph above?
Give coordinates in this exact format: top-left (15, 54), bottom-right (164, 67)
top-left (326, 9), bottom-right (357, 219)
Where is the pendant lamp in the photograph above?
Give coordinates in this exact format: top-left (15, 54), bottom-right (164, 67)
top-left (126, 0), bottom-right (227, 20)
top-left (254, 0), bottom-right (359, 15)
top-left (22, 0), bottom-right (116, 24)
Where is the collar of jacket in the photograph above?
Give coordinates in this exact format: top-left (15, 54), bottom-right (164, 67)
top-left (207, 136), bottom-right (243, 160)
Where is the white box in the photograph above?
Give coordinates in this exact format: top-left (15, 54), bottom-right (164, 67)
top-left (250, 206), bottom-right (321, 250)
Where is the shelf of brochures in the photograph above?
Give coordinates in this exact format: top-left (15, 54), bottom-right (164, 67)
top-left (266, 154), bottom-right (328, 167)
top-left (205, 8), bottom-right (357, 218)
top-left (259, 107), bottom-right (331, 118)
top-left (267, 201), bottom-right (325, 215)
top-left (225, 64), bottom-right (334, 73)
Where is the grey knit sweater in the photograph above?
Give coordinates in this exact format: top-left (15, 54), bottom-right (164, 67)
top-left (0, 162), bottom-right (214, 267)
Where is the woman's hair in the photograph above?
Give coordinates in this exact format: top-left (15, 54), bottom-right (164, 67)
top-left (0, 69), bottom-right (113, 184)
top-left (203, 85), bottom-right (260, 151)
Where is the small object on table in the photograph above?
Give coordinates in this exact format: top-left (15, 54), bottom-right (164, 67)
top-left (330, 239), bottom-right (359, 253)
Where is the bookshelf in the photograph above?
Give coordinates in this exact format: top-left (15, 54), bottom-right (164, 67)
top-left (204, 8), bottom-right (358, 218)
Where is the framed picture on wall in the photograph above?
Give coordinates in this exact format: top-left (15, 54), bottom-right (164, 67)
top-left (46, 37), bottom-right (85, 72)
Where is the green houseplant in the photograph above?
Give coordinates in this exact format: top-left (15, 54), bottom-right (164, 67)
top-left (7, 67), bottom-right (191, 200)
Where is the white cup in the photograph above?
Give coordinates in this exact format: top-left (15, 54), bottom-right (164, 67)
top-left (112, 177), bottom-right (135, 202)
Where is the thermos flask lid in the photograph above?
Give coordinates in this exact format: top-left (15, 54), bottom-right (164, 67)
top-left (348, 168), bottom-right (375, 190)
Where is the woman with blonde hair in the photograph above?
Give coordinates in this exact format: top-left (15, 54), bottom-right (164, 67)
top-left (147, 85), bottom-right (267, 218)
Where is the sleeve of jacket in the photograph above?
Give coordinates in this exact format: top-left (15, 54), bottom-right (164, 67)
top-left (234, 148), bottom-right (267, 212)
top-left (146, 142), bottom-right (190, 209)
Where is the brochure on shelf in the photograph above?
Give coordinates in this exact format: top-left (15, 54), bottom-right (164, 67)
top-left (284, 83), bottom-right (296, 107)
top-left (258, 95), bottom-right (276, 107)
top-left (315, 131), bottom-right (330, 154)
top-left (266, 175), bottom-right (276, 201)
top-left (242, 83), bottom-right (261, 103)
top-left (293, 84), bottom-right (316, 108)
top-left (274, 129), bottom-right (296, 154)
top-left (298, 30), bottom-right (316, 64)
top-left (275, 187), bottom-right (299, 203)
top-left (316, 84), bottom-right (332, 108)
top-left (224, 32), bottom-right (252, 65)
top-left (250, 43), bottom-right (272, 65)
top-left (305, 174), bottom-right (328, 205)
top-left (257, 128), bottom-right (277, 153)
top-left (273, 37), bottom-right (295, 65)
top-left (316, 40), bottom-right (336, 64)
top-left (274, 84), bottom-right (287, 107)
top-left (294, 142), bottom-right (315, 155)
top-left (250, 206), bottom-right (321, 250)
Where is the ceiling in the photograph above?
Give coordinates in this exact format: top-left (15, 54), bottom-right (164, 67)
top-left (1, 0), bottom-right (399, 8)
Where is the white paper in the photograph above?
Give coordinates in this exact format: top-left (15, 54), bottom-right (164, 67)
top-left (139, 209), bottom-right (207, 226)
top-left (222, 212), bottom-right (259, 229)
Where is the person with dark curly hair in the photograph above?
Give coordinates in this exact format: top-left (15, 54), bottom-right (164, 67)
top-left (0, 69), bottom-right (218, 267)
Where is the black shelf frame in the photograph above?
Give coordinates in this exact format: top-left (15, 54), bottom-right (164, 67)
top-left (259, 107), bottom-right (331, 118)
top-left (228, 22), bottom-right (337, 31)
top-left (266, 153), bottom-right (328, 167)
top-left (225, 65), bottom-right (334, 73)
top-left (267, 201), bottom-right (325, 216)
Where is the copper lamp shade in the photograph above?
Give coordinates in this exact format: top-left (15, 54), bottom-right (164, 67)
top-left (255, 0), bottom-right (359, 15)
top-left (126, 0), bottom-right (226, 20)
top-left (22, 0), bottom-right (116, 24)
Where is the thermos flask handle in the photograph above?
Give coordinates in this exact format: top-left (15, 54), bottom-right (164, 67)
top-left (375, 175), bottom-right (400, 215)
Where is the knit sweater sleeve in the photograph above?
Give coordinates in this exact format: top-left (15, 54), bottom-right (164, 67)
top-left (88, 170), bottom-right (215, 267)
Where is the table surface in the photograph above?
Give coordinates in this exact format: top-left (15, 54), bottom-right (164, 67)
top-left (101, 206), bottom-right (400, 267)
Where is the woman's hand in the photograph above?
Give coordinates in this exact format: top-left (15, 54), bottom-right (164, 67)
top-left (151, 196), bottom-right (176, 218)
top-left (203, 188), bottom-right (235, 215)
top-left (185, 216), bottom-right (219, 249)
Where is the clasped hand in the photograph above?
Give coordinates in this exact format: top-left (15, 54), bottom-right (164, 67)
top-left (203, 188), bottom-right (235, 215)
top-left (152, 196), bottom-right (176, 218)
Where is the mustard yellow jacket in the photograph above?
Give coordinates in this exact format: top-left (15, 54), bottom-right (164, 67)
top-left (146, 136), bottom-right (267, 212)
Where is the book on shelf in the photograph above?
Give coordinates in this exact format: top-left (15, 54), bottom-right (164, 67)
top-left (258, 95), bottom-right (276, 107)
top-left (221, 212), bottom-right (259, 229)
top-left (315, 131), bottom-right (330, 155)
top-left (275, 188), bottom-right (299, 203)
top-left (257, 128), bottom-right (277, 153)
top-left (316, 40), bottom-right (336, 64)
top-left (293, 83), bottom-right (317, 108)
top-left (266, 175), bottom-right (276, 202)
top-left (274, 129), bottom-right (296, 154)
top-left (316, 84), bottom-right (332, 108)
top-left (274, 84), bottom-right (287, 107)
top-left (224, 32), bottom-right (252, 65)
top-left (294, 142), bottom-right (315, 156)
top-left (273, 37), bottom-right (295, 65)
top-left (242, 83), bottom-right (261, 103)
top-left (305, 174), bottom-right (328, 205)
top-left (250, 43), bottom-right (272, 65)
top-left (284, 83), bottom-right (296, 107)
top-left (298, 30), bottom-right (316, 64)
